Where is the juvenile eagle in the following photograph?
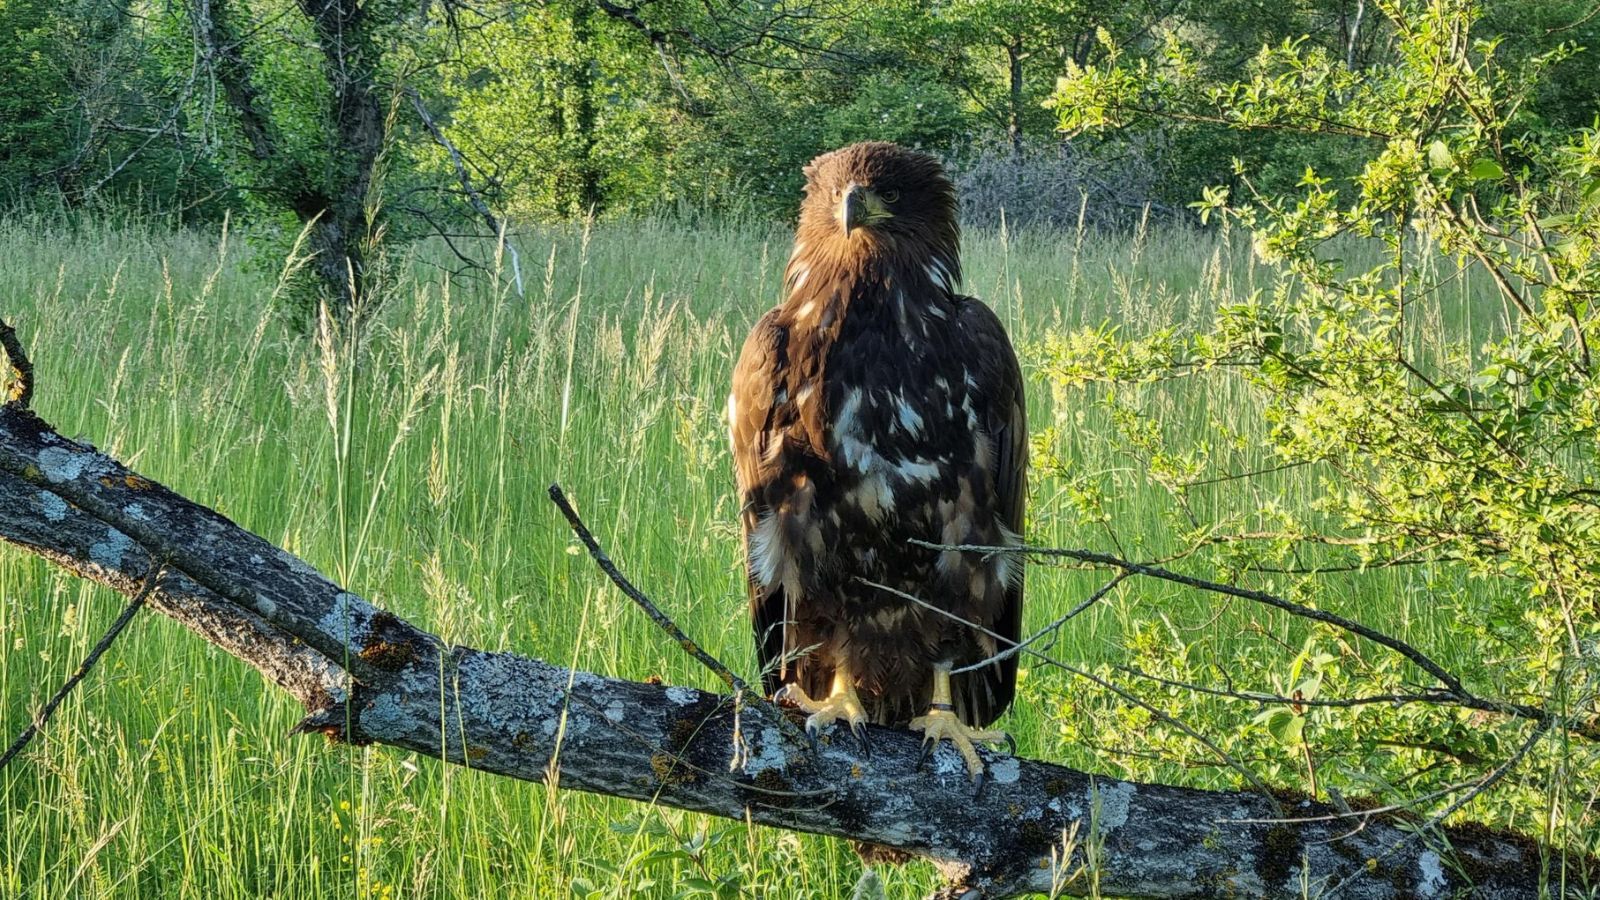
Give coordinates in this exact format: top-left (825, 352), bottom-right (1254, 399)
top-left (729, 142), bottom-right (1026, 783)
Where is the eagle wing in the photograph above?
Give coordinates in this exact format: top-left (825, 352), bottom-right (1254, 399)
top-left (728, 310), bottom-right (794, 696)
top-left (951, 295), bottom-right (1027, 727)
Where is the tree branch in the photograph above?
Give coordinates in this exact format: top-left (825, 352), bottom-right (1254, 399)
top-left (0, 318), bottom-right (33, 408)
top-left (0, 567), bottom-right (159, 771)
top-left (406, 88), bottom-right (524, 297)
top-left (0, 399), bottom-right (1587, 897)
top-left (913, 539), bottom-right (1600, 744)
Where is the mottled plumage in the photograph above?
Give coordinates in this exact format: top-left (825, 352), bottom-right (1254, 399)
top-left (729, 142), bottom-right (1026, 733)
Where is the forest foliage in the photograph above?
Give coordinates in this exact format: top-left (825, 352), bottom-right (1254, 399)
top-left (1, 0), bottom-right (1596, 226)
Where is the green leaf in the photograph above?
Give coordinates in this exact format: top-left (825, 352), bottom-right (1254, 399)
top-left (1467, 158), bottom-right (1504, 181)
top-left (1254, 708), bottom-right (1306, 746)
top-left (639, 849), bottom-right (693, 868)
top-left (1427, 140), bottom-right (1453, 173)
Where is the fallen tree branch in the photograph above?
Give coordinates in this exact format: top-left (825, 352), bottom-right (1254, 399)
top-left (0, 386), bottom-right (1588, 897)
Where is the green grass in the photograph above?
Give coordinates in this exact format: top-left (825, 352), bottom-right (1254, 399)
top-left (0, 213), bottom-right (1568, 899)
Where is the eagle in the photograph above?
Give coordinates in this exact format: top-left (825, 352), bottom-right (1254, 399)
top-left (728, 141), bottom-right (1026, 785)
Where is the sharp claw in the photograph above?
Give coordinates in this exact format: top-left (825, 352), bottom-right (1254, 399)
top-left (851, 722), bottom-right (871, 759)
top-left (971, 771), bottom-right (987, 800)
top-left (916, 739), bottom-right (932, 772)
top-left (1002, 733), bottom-right (1017, 757)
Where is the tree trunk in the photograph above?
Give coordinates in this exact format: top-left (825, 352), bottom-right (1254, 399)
top-left (195, 0), bottom-right (385, 319)
top-left (0, 394), bottom-right (1581, 898)
top-left (1006, 36), bottom-right (1024, 161)
top-left (566, 0), bottom-right (603, 217)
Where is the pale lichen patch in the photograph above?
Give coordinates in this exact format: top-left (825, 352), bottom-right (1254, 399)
top-left (604, 699), bottom-right (626, 722)
top-left (124, 503), bottom-right (149, 521)
top-left (665, 686), bottom-right (697, 706)
top-left (39, 446), bottom-right (95, 483)
top-left (929, 744), bottom-right (964, 777)
top-left (316, 591), bottom-right (369, 642)
top-left (1417, 849), bottom-right (1446, 898)
top-left (739, 725), bottom-right (788, 776)
top-left (875, 819), bottom-right (918, 845)
top-left (360, 693), bottom-right (418, 739)
top-left (1091, 781), bottom-right (1136, 832)
top-left (39, 491), bottom-right (67, 522)
top-left (988, 756), bottom-right (1021, 784)
top-left (279, 548), bottom-right (323, 579)
top-left (89, 527), bottom-right (133, 569)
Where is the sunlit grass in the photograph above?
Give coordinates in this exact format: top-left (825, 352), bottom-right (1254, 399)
top-left (0, 211), bottom-right (1555, 899)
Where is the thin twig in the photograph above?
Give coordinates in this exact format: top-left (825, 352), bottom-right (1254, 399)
top-left (914, 538), bottom-right (1469, 694)
top-left (0, 318), bottom-right (34, 409)
top-left (0, 567), bottom-right (162, 771)
top-left (951, 572), bottom-right (1129, 675)
top-left (855, 576), bottom-right (1284, 811)
top-left (1113, 664), bottom-right (1458, 711)
top-left (912, 538), bottom-right (1599, 743)
top-left (1218, 779), bottom-right (1477, 826)
top-left (1323, 718), bottom-right (1553, 898)
top-left (548, 483), bottom-right (751, 694)
top-left (407, 88), bottom-right (524, 297)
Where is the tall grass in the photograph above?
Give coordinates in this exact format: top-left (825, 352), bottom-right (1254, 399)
top-left (0, 212), bottom-right (1546, 899)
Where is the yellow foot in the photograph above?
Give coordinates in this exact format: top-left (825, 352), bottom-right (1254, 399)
top-left (774, 673), bottom-right (871, 756)
top-left (909, 707), bottom-right (1013, 792)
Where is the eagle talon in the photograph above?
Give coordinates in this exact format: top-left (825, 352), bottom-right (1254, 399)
top-left (908, 707), bottom-right (1010, 784)
top-left (850, 721), bottom-right (872, 759)
top-left (774, 672), bottom-right (869, 751)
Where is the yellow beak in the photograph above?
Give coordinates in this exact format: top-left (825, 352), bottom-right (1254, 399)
top-left (840, 184), bottom-right (889, 236)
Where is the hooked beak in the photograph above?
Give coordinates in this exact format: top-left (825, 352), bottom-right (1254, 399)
top-left (839, 184), bottom-right (889, 236)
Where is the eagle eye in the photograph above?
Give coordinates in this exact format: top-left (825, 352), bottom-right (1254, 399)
top-left (881, 190), bottom-right (900, 204)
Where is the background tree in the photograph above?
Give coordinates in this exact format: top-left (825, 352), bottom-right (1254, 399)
top-left (1044, 0), bottom-right (1600, 855)
top-left (2, 0), bottom-right (1598, 308)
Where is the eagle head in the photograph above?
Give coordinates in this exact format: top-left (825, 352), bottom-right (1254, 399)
top-left (792, 142), bottom-right (961, 291)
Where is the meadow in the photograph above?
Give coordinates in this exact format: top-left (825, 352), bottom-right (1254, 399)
top-left (0, 211), bottom-right (1562, 899)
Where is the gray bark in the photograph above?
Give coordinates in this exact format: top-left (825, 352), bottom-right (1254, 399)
top-left (0, 402), bottom-right (1575, 899)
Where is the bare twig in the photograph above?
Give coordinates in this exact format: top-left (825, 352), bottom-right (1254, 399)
top-left (1112, 664), bottom-right (1460, 712)
top-left (548, 483), bottom-right (751, 695)
top-left (950, 572), bottom-right (1129, 675)
top-left (0, 568), bottom-right (161, 771)
top-left (1324, 718), bottom-right (1554, 898)
top-left (914, 539), bottom-right (1599, 742)
top-left (407, 88), bottom-right (524, 297)
top-left (856, 576), bottom-right (1284, 810)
